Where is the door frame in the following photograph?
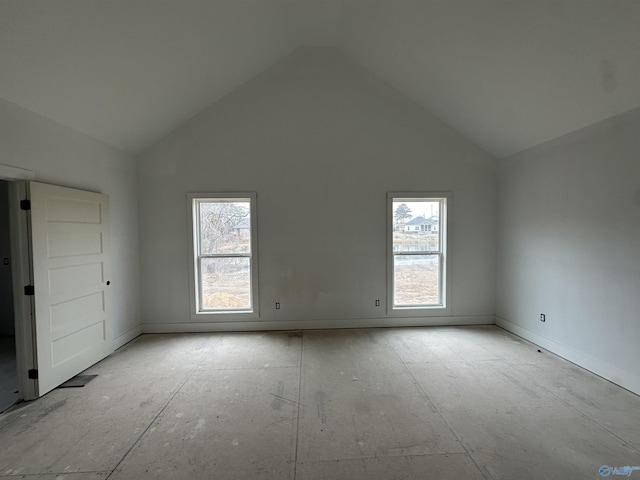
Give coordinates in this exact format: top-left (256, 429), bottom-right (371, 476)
top-left (1, 165), bottom-right (37, 401)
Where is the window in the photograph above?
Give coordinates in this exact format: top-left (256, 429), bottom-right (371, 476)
top-left (189, 193), bottom-right (258, 316)
top-left (388, 193), bottom-right (450, 312)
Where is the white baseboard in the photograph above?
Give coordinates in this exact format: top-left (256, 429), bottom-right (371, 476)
top-left (496, 315), bottom-right (640, 396)
top-left (142, 315), bottom-right (495, 334)
top-left (113, 325), bottom-right (142, 350)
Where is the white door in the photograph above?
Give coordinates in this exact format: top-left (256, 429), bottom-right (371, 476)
top-left (28, 181), bottom-right (112, 396)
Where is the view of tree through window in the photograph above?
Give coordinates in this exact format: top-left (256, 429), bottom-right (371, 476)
top-left (391, 198), bottom-right (445, 307)
top-left (194, 198), bottom-right (254, 312)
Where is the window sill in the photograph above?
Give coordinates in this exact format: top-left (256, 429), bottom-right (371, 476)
top-left (192, 311), bottom-right (260, 321)
top-left (388, 306), bottom-right (450, 317)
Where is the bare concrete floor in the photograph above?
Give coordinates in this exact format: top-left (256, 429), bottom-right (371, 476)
top-left (1, 326), bottom-right (639, 479)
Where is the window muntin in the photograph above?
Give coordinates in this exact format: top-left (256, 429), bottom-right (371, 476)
top-left (191, 195), bottom-right (257, 315)
top-left (389, 195), bottom-right (448, 310)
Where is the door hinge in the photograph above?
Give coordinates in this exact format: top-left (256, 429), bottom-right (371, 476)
top-left (28, 369), bottom-right (38, 380)
top-left (24, 285), bottom-right (35, 296)
top-left (20, 199), bottom-right (31, 210)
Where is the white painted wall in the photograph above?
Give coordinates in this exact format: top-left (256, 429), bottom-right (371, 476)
top-left (497, 107), bottom-right (640, 394)
top-left (0, 98), bottom-right (142, 348)
top-left (138, 47), bottom-right (498, 331)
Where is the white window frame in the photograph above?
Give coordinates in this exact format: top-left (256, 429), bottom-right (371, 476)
top-left (387, 192), bottom-right (451, 316)
top-left (187, 192), bottom-right (259, 320)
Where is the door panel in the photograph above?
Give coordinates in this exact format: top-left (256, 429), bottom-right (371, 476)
top-left (29, 181), bottom-right (112, 396)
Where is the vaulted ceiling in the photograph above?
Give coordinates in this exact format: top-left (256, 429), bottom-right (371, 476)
top-left (2, 0), bottom-right (639, 158)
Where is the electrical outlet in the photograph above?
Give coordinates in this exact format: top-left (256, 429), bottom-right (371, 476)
top-left (275, 302), bottom-right (280, 310)
top-left (540, 314), bottom-right (546, 322)
top-left (375, 299), bottom-right (381, 307)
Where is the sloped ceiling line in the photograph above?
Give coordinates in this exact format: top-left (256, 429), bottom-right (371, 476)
top-left (1, 0), bottom-right (639, 158)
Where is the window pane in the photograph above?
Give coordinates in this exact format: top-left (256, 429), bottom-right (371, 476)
top-left (199, 201), bottom-right (251, 255)
top-left (200, 257), bottom-right (251, 310)
top-left (392, 201), bottom-right (440, 252)
top-left (393, 255), bottom-right (440, 306)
